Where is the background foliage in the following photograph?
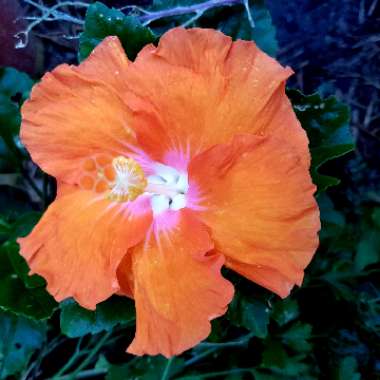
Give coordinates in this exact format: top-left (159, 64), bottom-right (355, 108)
top-left (0, 0), bottom-right (379, 379)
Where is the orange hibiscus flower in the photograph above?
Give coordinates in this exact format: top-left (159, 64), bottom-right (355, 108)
top-left (17, 28), bottom-right (320, 357)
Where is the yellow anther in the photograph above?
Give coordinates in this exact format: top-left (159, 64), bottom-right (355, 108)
top-left (108, 156), bottom-right (147, 202)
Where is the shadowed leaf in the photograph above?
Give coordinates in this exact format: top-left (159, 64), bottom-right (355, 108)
top-left (60, 296), bottom-right (135, 338)
top-left (79, 2), bottom-right (156, 61)
top-left (0, 309), bottom-right (46, 378)
top-left (288, 89), bottom-right (354, 192)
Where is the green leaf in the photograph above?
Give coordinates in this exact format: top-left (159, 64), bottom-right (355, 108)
top-left (4, 240), bottom-right (45, 289)
top-left (261, 340), bottom-right (288, 369)
top-left (216, 0), bottom-right (278, 56)
top-left (60, 296), bottom-right (135, 338)
top-left (332, 357), bottom-right (361, 380)
top-left (227, 293), bottom-right (270, 338)
top-left (0, 67), bottom-right (33, 102)
top-left (281, 322), bottom-right (312, 352)
top-left (0, 242), bottom-right (57, 319)
top-left (271, 298), bottom-right (299, 326)
top-left (261, 340), bottom-right (314, 378)
top-left (287, 89), bottom-right (354, 192)
top-left (0, 212), bottom-right (42, 286)
top-left (0, 216), bottom-right (11, 241)
top-left (79, 2), bottom-right (156, 61)
top-left (8, 211), bottom-right (41, 241)
top-left (0, 309), bottom-right (46, 378)
top-left (0, 68), bottom-right (33, 163)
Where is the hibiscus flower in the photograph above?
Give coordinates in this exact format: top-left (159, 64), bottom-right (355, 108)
top-left (18, 27), bottom-right (320, 357)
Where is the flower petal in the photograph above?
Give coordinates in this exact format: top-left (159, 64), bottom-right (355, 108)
top-left (123, 210), bottom-right (234, 357)
top-left (17, 191), bottom-right (152, 309)
top-left (21, 37), bottom-right (136, 184)
top-left (189, 135), bottom-right (320, 298)
top-left (78, 36), bottom-right (130, 92)
top-left (226, 258), bottom-right (300, 299)
top-left (123, 27), bottom-right (304, 161)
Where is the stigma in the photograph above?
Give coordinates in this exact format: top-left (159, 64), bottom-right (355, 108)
top-left (146, 163), bottom-right (189, 215)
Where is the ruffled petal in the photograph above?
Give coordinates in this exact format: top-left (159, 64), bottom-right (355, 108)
top-left (17, 191), bottom-right (152, 309)
top-left (123, 27), bottom-right (304, 162)
top-left (123, 210), bottom-right (234, 357)
top-left (226, 258), bottom-right (300, 299)
top-left (78, 36), bottom-right (130, 92)
top-left (189, 135), bottom-right (320, 298)
top-left (21, 37), bottom-right (136, 184)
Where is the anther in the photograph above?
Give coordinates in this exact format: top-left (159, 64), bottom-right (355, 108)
top-left (108, 156), bottom-right (147, 202)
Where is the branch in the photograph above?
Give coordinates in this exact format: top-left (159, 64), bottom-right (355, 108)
top-left (243, 0), bottom-right (255, 28)
top-left (15, 0), bottom-right (87, 48)
top-left (16, 0), bottom-right (253, 49)
top-left (138, 0), bottom-right (242, 26)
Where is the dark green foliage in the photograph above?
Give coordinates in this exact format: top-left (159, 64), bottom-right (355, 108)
top-left (332, 357), bottom-right (361, 380)
top-left (208, 0), bottom-right (278, 56)
top-left (288, 89), bottom-right (354, 192)
top-left (271, 298), bottom-right (299, 326)
top-left (280, 322), bottom-right (312, 352)
top-left (79, 2), bottom-right (156, 61)
top-left (60, 297), bottom-right (135, 338)
top-left (227, 292), bottom-right (270, 338)
top-left (0, 67), bottom-right (33, 170)
top-left (0, 210), bottom-right (56, 320)
top-left (0, 241), bottom-right (57, 319)
top-left (0, 310), bottom-right (46, 378)
top-left (0, 67), bottom-right (33, 102)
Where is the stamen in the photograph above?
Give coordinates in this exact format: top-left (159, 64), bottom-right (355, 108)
top-left (79, 155), bottom-right (189, 212)
top-left (108, 156), bottom-right (147, 202)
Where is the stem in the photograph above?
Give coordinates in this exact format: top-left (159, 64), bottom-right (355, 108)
top-left (18, 0), bottom-right (249, 49)
top-left (16, 0), bottom-right (86, 48)
top-left (243, 0), bottom-right (255, 28)
top-left (66, 331), bottom-right (112, 380)
top-left (21, 337), bottom-right (64, 380)
top-left (198, 333), bottom-right (253, 349)
top-left (184, 334), bottom-right (253, 368)
top-left (139, 0), bottom-right (241, 26)
top-left (161, 357), bottom-right (175, 380)
top-left (185, 348), bottom-right (217, 367)
top-left (52, 338), bottom-right (85, 378)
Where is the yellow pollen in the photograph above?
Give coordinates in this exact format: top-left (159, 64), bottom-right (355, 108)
top-left (108, 156), bottom-right (147, 202)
